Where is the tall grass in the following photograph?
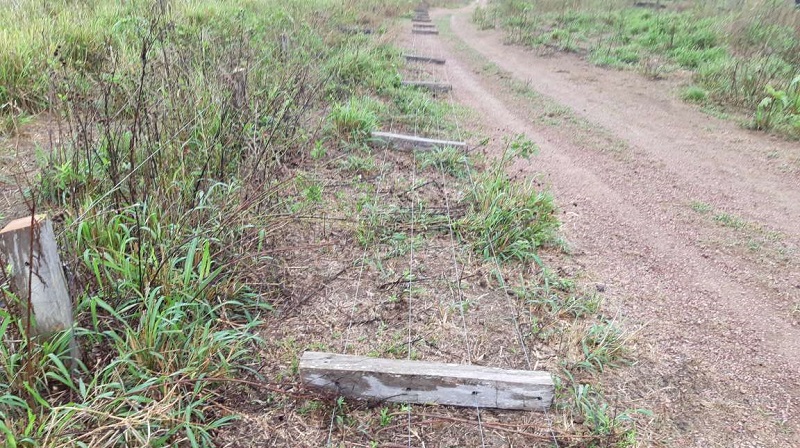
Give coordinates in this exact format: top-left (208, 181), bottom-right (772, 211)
top-left (475, 0), bottom-right (800, 137)
top-left (0, 0), bottom-right (413, 445)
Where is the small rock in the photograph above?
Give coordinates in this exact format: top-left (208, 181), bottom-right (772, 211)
top-left (596, 283), bottom-right (606, 293)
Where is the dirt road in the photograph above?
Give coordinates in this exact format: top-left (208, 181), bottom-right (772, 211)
top-left (431, 4), bottom-right (800, 447)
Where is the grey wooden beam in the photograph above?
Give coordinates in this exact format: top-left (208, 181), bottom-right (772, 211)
top-left (300, 352), bottom-right (554, 411)
top-left (413, 22), bottom-right (436, 27)
top-left (412, 17), bottom-right (432, 23)
top-left (412, 29), bottom-right (439, 35)
top-left (404, 54), bottom-right (446, 65)
top-left (371, 131), bottom-right (466, 150)
top-left (401, 80), bottom-right (452, 93)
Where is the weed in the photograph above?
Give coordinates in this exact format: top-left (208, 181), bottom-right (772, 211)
top-left (418, 146), bottom-right (470, 177)
top-left (575, 320), bottom-right (629, 373)
top-left (754, 76), bottom-right (800, 137)
top-left (311, 141), bottom-right (327, 160)
top-left (481, 0), bottom-right (800, 137)
top-left (690, 200), bottom-right (712, 214)
top-left (713, 212), bottom-right (747, 229)
top-left (341, 154), bottom-right (377, 174)
top-left (0, 0), bottom-right (419, 444)
top-left (458, 138), bottom-right (559, 262)
top-left (683, 85), bottom-right (709, 103)
top-left (328, 96), bottom-right (381, 145)
top-left (379, 407), bottom-right (393, 427)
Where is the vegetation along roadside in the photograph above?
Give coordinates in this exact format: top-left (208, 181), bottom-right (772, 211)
top-left (1, 0), bottom-right (645, 446)
top-left (473, 0), bottom-right (800, 138)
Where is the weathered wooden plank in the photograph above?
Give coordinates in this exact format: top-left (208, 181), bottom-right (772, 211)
top-left (413, 23), bottom-right (436, 28)
top-left (412, 17), bottom-right (432, 23)
top-left (300, 351), bottom-right (554, 411)
top-left (404, 54), bottom-right (446, 65)
top-left (0, 216), bottom-right (79, 364)
top-left (401, 80), bottom-right (452, 93)
top-left (371, 131), bottom-right (465, 150)
top-left (339, 26), bottom-right (373, 35)
top-left (412, 29), bottom-right (439, 35)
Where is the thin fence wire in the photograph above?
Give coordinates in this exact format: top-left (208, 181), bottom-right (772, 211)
top-left (438, 11), bottom-right (559, 448)
top-left (410, 13), bottom-right (490, 446)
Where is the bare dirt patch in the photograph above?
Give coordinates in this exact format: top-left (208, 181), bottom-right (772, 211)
top-left (0, 116), bottom-right (61, 224)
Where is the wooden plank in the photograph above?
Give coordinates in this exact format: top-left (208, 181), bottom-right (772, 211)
top-left (0, 216), bottom-right (79, 364)
top-left (401, 80), bottom-right (452, 93)
top-left (404, 54), bottom-right (446, 65)
top-left (412, 17), bottom-right (432, 23)
top-left (412, 29), bottom-right (439, 35)
top-left (371, 131), bottom-right (466, 150)
top-left (412, 23), bottom-right (437, 29)
top-left (300, 351), bottom-right (554, 411)
top-left (339, 26), bottom-right (373, 35)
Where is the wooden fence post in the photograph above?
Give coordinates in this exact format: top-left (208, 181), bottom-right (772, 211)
top-left (0, 215), bottom-right (79, 363)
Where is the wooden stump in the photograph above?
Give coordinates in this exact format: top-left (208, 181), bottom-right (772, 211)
top-left (0, 216), bottom-right (78, 362)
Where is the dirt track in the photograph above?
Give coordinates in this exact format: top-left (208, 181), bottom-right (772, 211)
top-left (431, 4), bottom-right (800, 447)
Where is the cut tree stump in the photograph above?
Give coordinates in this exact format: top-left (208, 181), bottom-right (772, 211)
top-left (300, 351), bottom-right (554, 411)
top-left (371, 131), bottom-right (465, 150)
top-left (404, 54), bottom-right (446, 65)
top-left (412, 29), bottom-right (438, 35)
top-left (0, 216), bottom-right (79, 363)
top-left (401, 80), bottom-right (452, 93)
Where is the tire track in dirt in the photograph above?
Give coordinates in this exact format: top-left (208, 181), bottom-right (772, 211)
top-left (432, 5), bottom-right (800, 447)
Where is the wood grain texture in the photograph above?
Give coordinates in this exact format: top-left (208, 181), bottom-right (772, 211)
top-left (404, 54), bottom-right (446, 64)
top-left (0, 216), bottom-right (80, 364)
top-left (371, 131), bottom-right (465, 150)
top-left (300, 351), bottom-right (554, 411)
top-left (0, 217), bottom-right (73, 335)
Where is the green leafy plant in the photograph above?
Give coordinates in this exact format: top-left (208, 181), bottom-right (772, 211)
top-left (328, 96), bottom-right (380, 144)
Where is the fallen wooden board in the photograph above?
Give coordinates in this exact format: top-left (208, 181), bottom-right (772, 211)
top-left (300, 351), bottom-right (554, 411)
top-left (401, 80), bottom-right (452, 93)
top-left (412, 29), bottom-right (439, 35)
top-left (404, 54), bottom-right (446, 65)
top-left (412, 17), bottom-right (432, 23)
top-left (371, 131), bottom-right (465, 150)
top-left (412, 23), bottom-right (437, 28)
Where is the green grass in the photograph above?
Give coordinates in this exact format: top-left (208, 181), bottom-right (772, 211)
top-left (328, 96), bottom-right (382, 145)
top-left (0, 0), bottom-right (417, 444)
top-left (457, 142), bottom-right (559, 262)
top-left (683, 85), bottom-right (709, 103)
top-left (477, 0), bottom-right (800, 138)
top-left (0, 0), bottom-right (646, 445)
top-left (713, 212), bottom-right (748, 230)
